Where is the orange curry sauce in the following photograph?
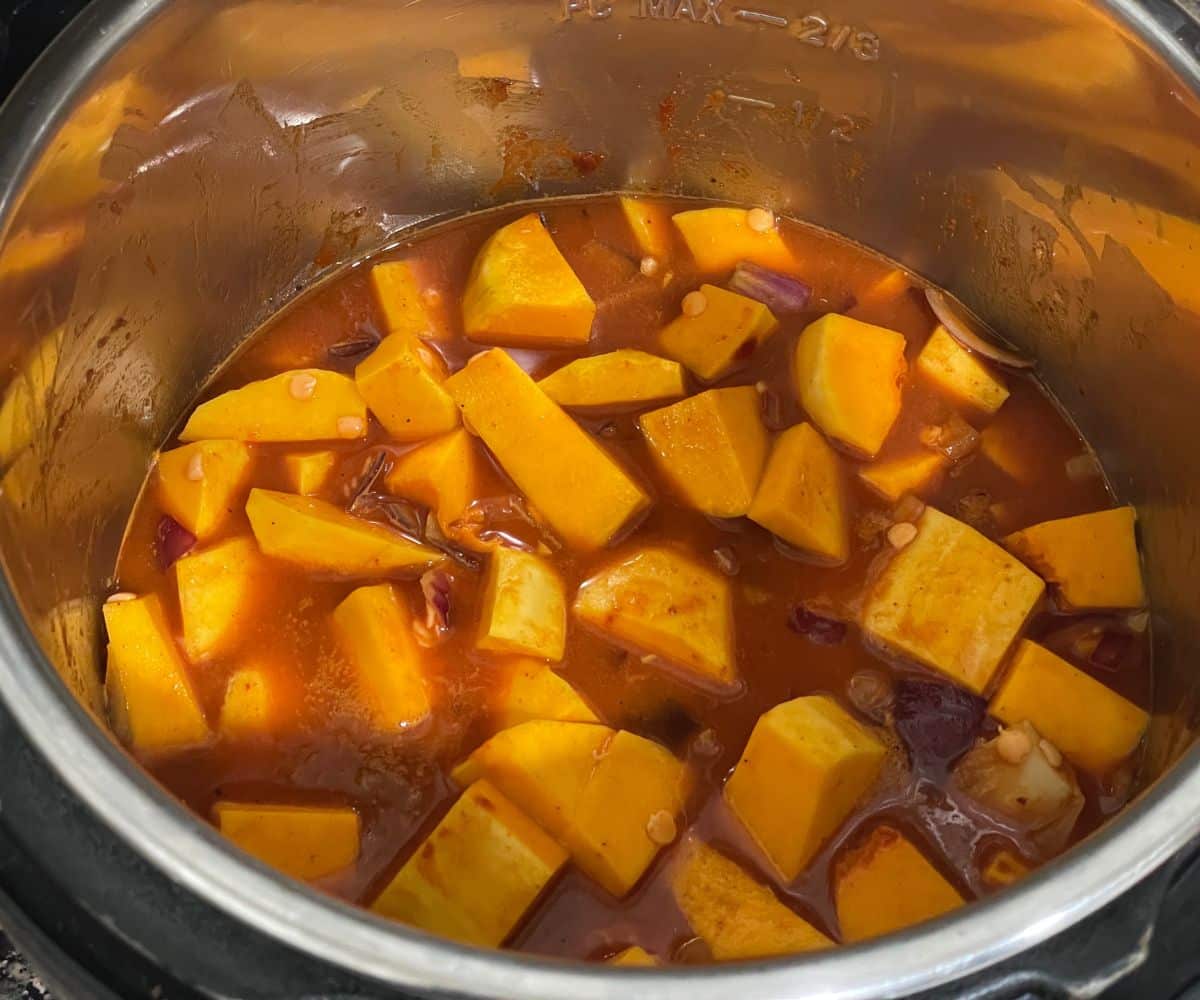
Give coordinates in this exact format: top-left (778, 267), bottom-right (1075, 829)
top-left (113, 196), bottom-right (1149, 963)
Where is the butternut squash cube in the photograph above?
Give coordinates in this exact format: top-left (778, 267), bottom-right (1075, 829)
top-left (989, 639), bottom-right (1148, 773)
top-left (619, 197), bottom-right (673, 259)
top-left (213, 802), bottom-right (360, 881)
top-left (493, 657), bottom-right (598, 731)
top-left (979, 415), bottom-right (1034, 482)
top-left (608, 945), bottom-right (658, 967)
top-left (574, 546), bottom-right (736, 690)
top-left (103, 593), bottom-right (210, 753)
top-left (671, 839), bottom-right (833, 960)
top-left (833, 826), bottom-right (964, 943)
top-left (861, 506), bottom-right (1044, 693)
top-left (571, 730), bottom-right (690, 896)
top-left (384, 429), bottom-right (487, 539)
top-left (748, 422), bottom-right (848, 563)
top-left (157, 440), bottom-right (254, 540)
top-left (672, 207), bottom-right (798, 274)
top-left (724, 695), bottom-right (885, 881)
top-left (858, 450), bottom-right (947, 503)
top-left (444, 349), bottom-right (650, 551)
top-left (175, 536), bottom-right (264, 662)
top-left (477, 547), bottom-right (567, 661)
top-left (371, 780), bottom-right (567, 947)
top-left (451, 720), bottom-right (608, 841)
top-left (659, 285), bottom-right (779, 381)
top-left (639, 387), bottom-right (768, 517)
top-left (246, 488), bottom-right (443, 578)
top-left (369, 260), bottom-right (442, 339)
top-left (793, 314), bottom-right (908, 458)
top-left (852, 268), bottom-right (911, 312)
top-left (452, 721), bottom-right (689, 897)
top-left (219, 664), bottom-right (289, 737)
top-left (354, 332), bottom-right (458, 442)
top-left (1004, 506), bottom-right (1145, 610)
top-left (462, 213), bottom-right (596, 347)
top-left (332, 584), bottom-right (431, 733)
top-left (538, 350), bottom-right (686, 409)
top-left (916, 326), bottom-right (1010, 415)
top-left (179, 369), bottom-right (367, 442)
top-left (283, 450), bottom-right (337, 496)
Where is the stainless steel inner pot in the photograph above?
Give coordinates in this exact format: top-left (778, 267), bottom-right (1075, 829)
top-left (0, 0), bottom-right (1198, 996)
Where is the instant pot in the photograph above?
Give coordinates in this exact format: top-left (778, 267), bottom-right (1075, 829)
top-left (0, 0), bottom-right (1198, 997)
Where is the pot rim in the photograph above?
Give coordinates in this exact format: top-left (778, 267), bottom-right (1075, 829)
top-left (1, 1), bottom-right (1199, 996)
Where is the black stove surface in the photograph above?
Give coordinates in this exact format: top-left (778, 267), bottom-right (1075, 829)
top-left (0, 2), bottom-right (1198, 998)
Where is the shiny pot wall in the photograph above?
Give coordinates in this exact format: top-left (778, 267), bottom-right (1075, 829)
top-left (0, 0), bottom-right (1198, 996)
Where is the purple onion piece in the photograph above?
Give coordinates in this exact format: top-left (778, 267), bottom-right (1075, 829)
top-left (893, 678), bottom-right (986, 770)
top-left (728, 260), bottom-right (812, 314)
top-left (787, 604), bottom-right (847, 645)
top-left (155, 515), bottom-right (196, 570)
top-left (420, 568), bottom-right (453, 636)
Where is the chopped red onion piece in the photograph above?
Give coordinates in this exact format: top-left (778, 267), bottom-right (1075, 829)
top-left (847, 670), bottom-right (894, 723)
top-left (155, 515), bottom-right (196, 570)
top-left (787, 604), bottom-right (847, 645)
top-left (712, 546), bottom-right (739, 576)
top-left (420, 568), bottom-right (452, 638)
top-left (1089, 631), bottom-right (1132, 671)
top-left (893, 678), bottom-right (986, 771)
top-left (728, 261), bottom-right (812, 314)
top-left (929, 414), bottom-right (980, 463)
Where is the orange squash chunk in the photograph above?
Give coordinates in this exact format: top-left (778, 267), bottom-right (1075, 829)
top-left (916, 326), bottom-right (1010, 415)
top-left (384, 428), bottom-right (487, 541)
top-left (748, 422), bottom-right (849, 563)
top-left (834, 826), bottom-right (964, 942)
top-left (157, 440), bottom-right (254, 540)
top-left (989, 640), bottom-right (1148, 773)
top-left (462, 213), bottom-right (596, 347)
top-left (476, 547), bottom-right (567, 662)
top-left (672, 207), bottom-right (798, 274)
top-left (282, 450), bottom-right (337, 496)
top-left (369, 261), bottom-right (443, 340)
top-left (354, 332), bottom-right (458, 442)
top-left (213, 802), bottom-right (359, 881)
top-left (724, 695), bottom-right (885, 880)
top-left (607, 945), bottom-right (658, 967)
top-left (1004, 506), bottom-right (1145, 610)
top-left (445, 349), bottom-right (650, 550)
top-left (538, 350), bottom-right (685, 409)
top-left (858, 450), bottom-right (947, 502)
top-left (671, 839), bottom-right (833, 960)
top-left (174, 536), bottom-right (265, 662)
top-left (492, 657), bottom-right (598, 731)
top-left (619, 196), bottom-right (674, 259)
top-left (659, 285), bottom-right (778, 382)
top-left (639, 387), bottom-right (768, 517)
top-left (793, 314), bottom-right (907, 458)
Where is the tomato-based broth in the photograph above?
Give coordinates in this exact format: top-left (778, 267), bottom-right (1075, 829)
top-left (108, 196), bottom-right (1151, 964)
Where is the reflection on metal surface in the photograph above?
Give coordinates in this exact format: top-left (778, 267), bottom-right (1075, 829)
top-left (0, 0), bottom-right (1195, 996)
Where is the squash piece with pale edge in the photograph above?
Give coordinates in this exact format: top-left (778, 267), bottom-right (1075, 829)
top-left (672, 207), bottom-right (797, 274)
top-left (246, 488), bottom-right (443, 577)
top-left (862, 506), bottom-right (1045, 693)
top-left (462, 213), bottom-right (596, 347)
top-left (724, 695), bottom-right (885, 880)
top-left (659, 285), bottom-right (779, 382)
top-left (859, 451), bottom-right (947, 503)
top-left (354, 333), bottom-right (458, 442)
top-left (619, 197), bottom-right (673, 259)
top-left (452, 720), bottom-right (689, 896)
top-left (477, 548), bottom-right (567, 661)
top-left (574, 546), bottom-right (736, 690)
top-left (794, 314), bottom-right (907, 458)
top-left (175, 537), bottom-right (264, 662)
top-left (103, 594), bottom-right (210, 753)
top-left (332, 584), bottom-right (431, 732)
top-left (989, 639), bottom-right (1148, 773)
top-left (371, 780), bottom-right (567, 947)
top-left (1004, 507), bottom-right (1145, 610)
top-left (219, 664), bottom-right (289, 737)
top-left (834, 826), bottom-right (964, 942)
top-left (369, 261), bottom-right (442, 339)
top-left (213, 802), bottom-right (359, 881)
top-left (179, 370), bottom-right (367, 442)
top-left (916, 326), bottom-right (1010, 415)
top-left (282, 450), bottom-right (337, 496)
top-left (385, 429), bottom-right (487, 543)
top-left (538, 350), bottom-right (685, 409)
top-left (639, 387), bottom-right (768, 518)
top-left (671, 839), bottom-right (833, 960)
top-left (608, 946), bottom-right (657, 967)
top-left (748, 423), bottom-right (849, 564)
top-left (979, 414), bottom-right (1034, 482)
top-left (157, 440), bottom-right (254, 540)
top-left (445, 349), bottom-right (650, 550)
top-left (493, 657), bottom-right (598, 731)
